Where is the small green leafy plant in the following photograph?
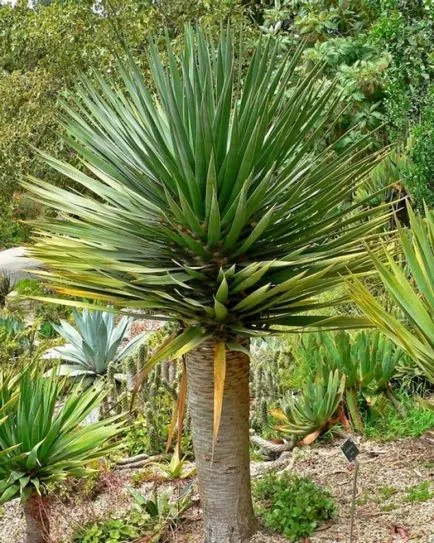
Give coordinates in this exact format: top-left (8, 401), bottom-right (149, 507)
top-left (76, 508), bottom-right (150, 543)
top-left (253, 473), bottom-right (336, 541)
top-left (75, 486), bottom-right (192, 543)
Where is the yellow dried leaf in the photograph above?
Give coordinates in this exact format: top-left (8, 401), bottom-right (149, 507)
top-left (212, 342), bottom-right (226, 460)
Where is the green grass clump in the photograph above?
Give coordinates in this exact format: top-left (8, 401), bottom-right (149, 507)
top-left (380, 503), bottom-right (398, 512)
top-left (404, 481), bottom-right (433, 503)
top-left (253, 473), bottom-right (336, 541)
top-left (364, 394), bottom-right (434, 441)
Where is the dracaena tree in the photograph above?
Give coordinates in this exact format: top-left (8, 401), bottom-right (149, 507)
top-left (26, 28), bottom-right (390, 541)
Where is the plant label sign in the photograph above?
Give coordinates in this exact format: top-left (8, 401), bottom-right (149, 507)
top-left (341, 438), bottom-right (360, 463)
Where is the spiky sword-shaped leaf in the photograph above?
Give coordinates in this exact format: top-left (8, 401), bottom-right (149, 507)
top-left (351, 205), bottom-right (434, 382)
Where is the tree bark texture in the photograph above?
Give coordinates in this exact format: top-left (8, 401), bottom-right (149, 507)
top-left (185, 340), bottom-right (256, 543)
top-left (23, 493), bottom-right (50, 543)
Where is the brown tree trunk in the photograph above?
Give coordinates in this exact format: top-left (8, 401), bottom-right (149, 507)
top-left (185, 340), bottom-right (256, 543)
top-left (23, 493), bottom-right (50, 543)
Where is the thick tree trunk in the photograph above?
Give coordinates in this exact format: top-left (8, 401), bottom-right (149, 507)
top-left (23, 493), bottom-right (50, 543)
top-left (185, 340), bottom-right (256, 543)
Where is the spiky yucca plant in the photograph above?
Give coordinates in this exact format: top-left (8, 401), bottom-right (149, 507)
top-left (26, 29), bottom-right (391, 540)
top-left (0, 370), bottom-right (121, 543)
top-left (352, 206), bottom-right (434, 384)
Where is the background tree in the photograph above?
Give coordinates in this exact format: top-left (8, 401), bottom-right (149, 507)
top-left (26, 28), bottom-right (391, 541)
top-left (248, 0), bottom-right (434, 207)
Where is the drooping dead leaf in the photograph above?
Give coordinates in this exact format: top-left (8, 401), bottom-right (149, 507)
top-left (298, 430), bottom-right (321, 446)
top-left (269, 407), bottom-right (287, 421)
top-left (338, 406), bottom-right (351, 430)
top-left (165, 361), bottom-right (187, 455)
top-left (212, 341), bottom-right (226, 460)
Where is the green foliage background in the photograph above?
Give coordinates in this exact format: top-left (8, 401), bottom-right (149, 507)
top-left (256, 0), bottom-right (434, 201)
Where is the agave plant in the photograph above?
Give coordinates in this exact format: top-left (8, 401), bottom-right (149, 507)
top-left (351, 205), bottom-right (434, 384)
top-left (0, 316), bottom-right (25, 338)
top-left (26, 28), bottom-right (391, 539)
top-left (272, 369), bottom-right (346, 444)
top-left (0, 369), bottom-right (122, 543)
top-left (44, 309), bottom-right (146, 383)
top-left (312, 330), bottom-right (402, 431)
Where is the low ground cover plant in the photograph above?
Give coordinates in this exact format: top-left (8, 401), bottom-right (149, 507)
top-left (253, 473), bottom-right (336, 541)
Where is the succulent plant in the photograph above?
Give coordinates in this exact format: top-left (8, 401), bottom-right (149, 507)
top-left (273, 370), bottom-right (346, 443)
top-left (44, 309), bottom-right (147, 384)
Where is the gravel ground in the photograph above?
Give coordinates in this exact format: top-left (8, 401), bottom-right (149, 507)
top-left (289, 433), bottom-right (434, 543)
top-left (1, 434), bottom-right (433, 543)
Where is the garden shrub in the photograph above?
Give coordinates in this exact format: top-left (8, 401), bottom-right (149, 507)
top-left (367, 0), bottom-right (434, 204)
top-left (402, 90), bottom-right (434, 208)
top-left (253, 473), bottom-right (336, 541)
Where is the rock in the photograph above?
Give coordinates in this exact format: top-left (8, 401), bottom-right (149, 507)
top-left (0, 247), bottom-right (42, 282)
